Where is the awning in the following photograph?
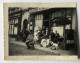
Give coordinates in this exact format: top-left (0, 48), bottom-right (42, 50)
top-left (30, 8), bottom-right (68, 15)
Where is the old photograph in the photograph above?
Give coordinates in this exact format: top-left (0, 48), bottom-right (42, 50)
top-left (4, 3), bottom-right (78, 60)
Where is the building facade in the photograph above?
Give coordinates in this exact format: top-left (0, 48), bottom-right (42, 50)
top-left (8, 7), bottom-right (36, 36)
top-left (30, 8), bottom-right (77, 50)
top-left (8, 7), bottom-right (22, 37)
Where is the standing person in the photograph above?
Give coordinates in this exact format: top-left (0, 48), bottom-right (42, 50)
top-left (54, 31), bottom-right (60, 43)
top-left (19, 29), bottom-right (23, 40)
top-left (37, 30), bottom-right (42, 43)
top-left (34, 26), bottom-right (39, 42)
top-left (40, 30), bottom-right (45, 47)
top-left (41, 30), bottom-right (45, 39)
top-left (22, 19), bottom-right (29, 42)
top-left (45, 28), bottom-right (49, 39)
top-left (23, 29), bottom-right (29, 42)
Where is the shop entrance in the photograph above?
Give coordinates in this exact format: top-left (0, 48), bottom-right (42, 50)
top-left (23, 19), bottom-right (28, 30)
top-left (43, 13), bottom-right (50, 34)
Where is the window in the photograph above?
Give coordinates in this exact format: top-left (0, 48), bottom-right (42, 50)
top-left (58, 11), bottom-right (61, 17)
top-left (61, 10), bottom-right (65, 17)
top-left (9, 25), bottom-right (12, 34)
top-left (35, 14), bottom-right (43, 20)
top-left (66, 9), bottom-right (72, 18)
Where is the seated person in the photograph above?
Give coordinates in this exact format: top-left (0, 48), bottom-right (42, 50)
top-left (51, 42), bottom-right (59, 50)
top-left (40, 31), bottom-right (49, 47)
top-left (54, 31), bottom-right (60, 43)
top-left (50, 30), bottom-right (55, 42)
top-left (25, 33), bottom-right (35, 50)
top-left (40, 38), bottom-right (49, 47)
top-left (50, 31), bottom-right (60, 49)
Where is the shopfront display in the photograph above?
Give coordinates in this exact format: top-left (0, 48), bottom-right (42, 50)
top-left (52, 26), bottom-right (64, 37)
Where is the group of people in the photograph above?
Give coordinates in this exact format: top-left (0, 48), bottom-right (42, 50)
top-left (40, 30), bottom-right (60, 48)
top-left (33, 26), bottom-right (60, 48)
top-left (17, 27), bottom-right (60, 50)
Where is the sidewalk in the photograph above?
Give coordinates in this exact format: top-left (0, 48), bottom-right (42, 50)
top-left (9, 38), bottom-right (76, 55)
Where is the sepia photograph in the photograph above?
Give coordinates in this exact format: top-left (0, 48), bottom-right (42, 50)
top-left (4, 3), bottom-right (78, 60)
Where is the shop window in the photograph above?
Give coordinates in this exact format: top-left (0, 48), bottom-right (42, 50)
top-left (9, 20), bottom-right (11, 24)
top-left (14, 19), bottom-right (18, 27)
top-left (66, 9), bottom-right (72, 17)
top-left (52, 13), bottom-right (54, 19)
top-left (9, 25), bottom-right (12, 34)
top-left (52, 12), bottom-right (58, 18)
top-left (67, 40), bottom-right (74, 44)
top-left (35, 15), bottom-right (37, 20)
top-left (12, 20), bottom-right (14, 25)
top-left (35, 15), bottom-right (39, 20)
top-left (58, 11), bottom-right (61, 17)
top-left (54, 12), bottom-right (57, 17)
top-left (67, 9), bottom-right (71, 13)
top-left (14, 27), bottom-right (17, 35)
top-left (61, 10), bottom-right (65, 17)
top-left (66, 13), bottom-right (71, 18)
top-left (38, 15), bottom-right (40, 20)
top-left (29, 22), bottom-right (33, 31)
top-left (35, 14), bottom-right (43, 20)
top-left (10, 25), bottom-right (14, 34)
top-left (52, 26), bottom-right (64, 37)
top-left (53, 23), bottom-right (56, 26)
top-left (15, 19), bottom-right (18, 24)
top-left (35, 20), bottom-right (42, 28)
top-left (41, 14), bottom-right (43, 19)
top-left (10, 20), bottom-right (13, 25)
top-left (37, 15), bottom-right (39, 19)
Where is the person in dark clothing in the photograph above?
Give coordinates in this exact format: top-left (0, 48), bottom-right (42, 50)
top-left (66, 29), bottom-right (74, 40)
top-left (25, 34), bottom-right (35, 50)
top-left (22, 19), bottom-right (28, 42)
top-left (50, 30), bottom-right (55, 42)
top-left (41, 31), bottom-right (45, 39)
top-left (38, 30), bottom-right (45, 43)
top-left (54, 31), bottom-right (60, 43)
top-left (19, 29), bottom-right (23, 40)
top-left (23, 29), bottom-right (29, 42)
top-left (37, 30), bottom-right (42, 43)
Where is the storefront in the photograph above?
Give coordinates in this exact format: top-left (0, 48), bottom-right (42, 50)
top-left (30, 8), bottom-right (77, 50)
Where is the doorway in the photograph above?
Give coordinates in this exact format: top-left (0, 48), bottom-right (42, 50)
top-left (23, 19), bottom-right (28, 30)
top-left (43, 13), bottom-right (49, 34)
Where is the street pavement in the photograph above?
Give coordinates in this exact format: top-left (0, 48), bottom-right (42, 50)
top-left (9, 38), bottom-right (76, 56)
top-left (9, 43), bottom-right (53, 56)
